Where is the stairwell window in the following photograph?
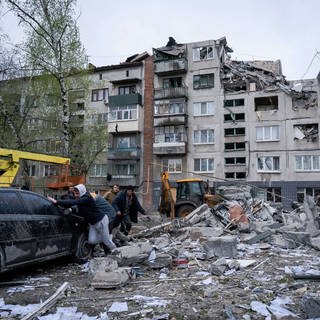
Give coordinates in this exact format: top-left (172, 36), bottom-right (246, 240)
top-left (194, 158), bottom-right (214, 172)
top-left (295, 155), bottom-right (320, 171)
top-left (193, 101), bottom-right (214, 116)
top-left (194, 129), bottom-right (214, 144)
top-left (193, 46), bottom-right (214, 61)
top-left (257, 156), bottom-right (280, 172)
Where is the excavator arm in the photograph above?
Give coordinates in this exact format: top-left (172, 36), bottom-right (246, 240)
top-left (0, 148), bottom-right (70, 187)
top-left (158, 171), bottom-right (175, 220)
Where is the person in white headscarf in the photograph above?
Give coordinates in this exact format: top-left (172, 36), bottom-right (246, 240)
top-left (48, 184), bottom-right (117, 253)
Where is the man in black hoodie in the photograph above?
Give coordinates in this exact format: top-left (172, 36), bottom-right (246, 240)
top-left (48, 184), bottom-right (117, 253)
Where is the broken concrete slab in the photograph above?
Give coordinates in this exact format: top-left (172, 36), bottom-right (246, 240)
top-left (204, 236), bottom-right (237, 258)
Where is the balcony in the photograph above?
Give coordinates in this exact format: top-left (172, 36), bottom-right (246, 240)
top-left (154, 58), bottom-right (188, 76)
top-left (109, 93), bottom-right (142, 107)
top-left (107, 147), bottom-right (141, 160)
top-left (154, 87), bottom-right (188, 100)
top-left (153, 142), bottom-right (186, 155)
top-left (154, 114), bottom-right (187, 127)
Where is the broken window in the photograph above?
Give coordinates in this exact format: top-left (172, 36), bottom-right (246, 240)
top-left (256, 126), bottom-right (280, 141)
top-left (292, 91), bottom-right (318, 109)
top-left (154, 100), bottom-right (185, 115)
top-left (163, 77), bottom-right (182, 88)
top-left (224, 81), bottom-right (247, 93)
top-left (193, 129), bottom-right (214, 144)
top-left (193, 46), bottom-right (214, 61)
top-left (254, 96), bottom-right (278, 111)
top-left (119, 86), bottom-right (136, 95)
top-left (224, 113), bottom-right (245, 122)
top-left (224, 99), bottom-right (245, 107)
top-left (225, 172), bottom-right (246, 179)
top-left (161, 158), bottom-right (182, 173)
top-left (224, 142), bottom-right (246, 151)
top-left (297, 187), bottom-right (320, 204)
top-left (266, 187), bottom-right (281, 203)
top-left (293, 124), bottom-right (318, 142)
top-left (295, 155), bottom-right (320, 171)
top-left (194, 158), bottom-right (214, 172)
top-left (193, 101), bottom-right (215, 116)
top-left (193, 74), bottom-right (214, 89)
top-left (154, 125), bottom-right (185, 143)
top-left (224, 127), bottom-right (245, 136)
top-left (91, 88), bottom-right (108, 102)
top-left (257, 156), bottom-right (280, 172)
top-left (225, 157), bottom-right (246, 165)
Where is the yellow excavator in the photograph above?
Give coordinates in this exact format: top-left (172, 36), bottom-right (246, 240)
top-left (0, 148), bottom-right (84, 189)
top-left (158, 171), bottom-right (224, 219)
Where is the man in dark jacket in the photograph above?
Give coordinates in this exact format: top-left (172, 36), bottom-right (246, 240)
top-left (112, 185), bottom-right (147, 235)
top-left (47, 184), bottom-right (117, 253)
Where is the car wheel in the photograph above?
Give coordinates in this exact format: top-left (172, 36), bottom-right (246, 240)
top-left (176, 204), bottom-right (195, 218)
top-left (74, 232), bottom-right (93, 261)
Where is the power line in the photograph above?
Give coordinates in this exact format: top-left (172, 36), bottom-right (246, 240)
top-left (300, 49), bottom-right (320, 80)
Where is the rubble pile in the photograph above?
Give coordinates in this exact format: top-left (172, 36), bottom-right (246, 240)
top-left (1, 196), bottom-right (320, 319)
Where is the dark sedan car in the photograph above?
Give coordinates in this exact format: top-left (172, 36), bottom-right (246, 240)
top-left (0, 188), bottom-right (92, 273)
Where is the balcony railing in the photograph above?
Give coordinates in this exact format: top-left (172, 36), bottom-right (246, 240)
top-left (154, 58), bottom-right (188, 76)
top-left (154, 87), bottom-right (188, 100)
top-left (107, 147), bottom-right (141, 160)
top-left (109, 93), bottom-right (142, 107)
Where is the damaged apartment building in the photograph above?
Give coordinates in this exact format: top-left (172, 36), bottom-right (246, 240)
top-left (151, 37), bottom-right (320, 210)
top-left (1, 37), bottom-right (319, 210)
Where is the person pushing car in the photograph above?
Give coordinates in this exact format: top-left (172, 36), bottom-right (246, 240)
top-left (47, 184), bottom-right (117, 254)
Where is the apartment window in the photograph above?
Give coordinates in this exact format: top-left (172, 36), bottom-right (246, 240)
top-left (193, 46), bottom-right (214, 61)
top-left (295, 155), bottom-right (320, 171)
top-left (194, 158), bottom-right (214, 172)
top-left (257, 156), bottom-right (280, 172)
top-left (92, 88), bottom-right (108, 102)
top-left (45, 140), bottom-right (61, 153)
top-left (27, 165), bottom-right (36, 176)
top-left (90, 113), bottom-right (108, 125)
top-left (163, 77), bottom-right (182, 88)
top-left (225, 172), bottom-right (246, 179)
top-left (43, 165), bottom-right (58, 177)
top-left (162, 159), bottom-right (182, 173)
top-left (119, 86), bottom-right (136, 95)
top-left (193, 74), bottom-right (214, 89)
top-left (194, 129), bottom-right (214, 144)
top-left (114, 164), bottom-right (135, 176)
top-left (225, 157), bottom-right (246, 165)
top-left (224, 113), bottom-right (245, 122)
top-left (193, 101), bottom-right (214, 116)
top-left (154, 100), bottom-right (185, 115)
top-left (225, 142), bottom-right (246, 151)
top-left (297, 187), bottom-right (320, 203)
top-left (224, 99), bottom-right (245, 107)
top-left (109, 105), bottom-right (137, 121)
top-left (116, 136), bottom-right (136, 149)
top-left (69, 89), bottom-right (85, 100)
top-left (266, 188), bottom-right (282, 203)
top-left (254, 96), bottom-right (278, 111)
top-left (224, 128), bottom-right (245, 136)
top-left (154, 125), bottom-right (185, 143)
top-left (256, 126), bottom-right (280, 141)
top-left (88, 164), bottom-right (107, 177)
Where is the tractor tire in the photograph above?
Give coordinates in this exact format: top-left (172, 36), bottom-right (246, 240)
top-left (176, 204), bottom-right (195, 218)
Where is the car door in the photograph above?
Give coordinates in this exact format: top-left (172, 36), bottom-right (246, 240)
top-left (0, 189), bottom-right (36, 268)
top-left (20, 192), bottom-right (73, 259)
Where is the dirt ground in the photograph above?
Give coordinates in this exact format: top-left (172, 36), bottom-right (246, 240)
top-left (0, 214), bottom-right (319, 319)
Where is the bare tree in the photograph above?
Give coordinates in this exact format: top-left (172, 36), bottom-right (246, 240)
top-left (5, 0), bottom-right (87, 155)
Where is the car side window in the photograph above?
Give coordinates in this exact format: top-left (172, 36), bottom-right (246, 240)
top-left (20, 193), bottom-right (59, 215)
top-left (0, 191), bottom-right (25, 215)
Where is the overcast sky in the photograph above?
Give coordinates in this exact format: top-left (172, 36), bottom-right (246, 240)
top-left (1, 0), bottom-right (320, 80)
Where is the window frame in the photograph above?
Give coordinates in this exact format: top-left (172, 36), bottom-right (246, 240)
top-left (193, 129), bottom-right (214, 144)
top-left (193, 101), bottom-right (215, 116)
top-left (256, 125), bottom-right (280, 141)
top-left (193, 74), bottom-right (214, 89)
top-left (295, 155), bottom-right (320, 171)
top-left (194, 158), bottom-right (214, 172)
top-left (257, 156), bottom-right (280, 172)
top-left (193, 46), bottom-right (214, 61)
